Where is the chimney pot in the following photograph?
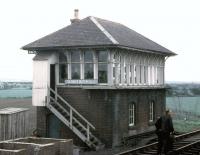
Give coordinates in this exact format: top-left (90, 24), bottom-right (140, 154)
top-left (74, 9), bottom-right (79, 19)
top-left (70, 9), bottom-right (80, 24)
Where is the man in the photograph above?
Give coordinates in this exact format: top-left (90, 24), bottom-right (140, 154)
top-left (155, 116), bottom-right (163, 155)
top-left (162, 109), bottom-right (174, 154)
top-left (155, 109), bottom-right (174, 155)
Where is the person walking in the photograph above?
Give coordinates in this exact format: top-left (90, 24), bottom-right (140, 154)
top-left (155, 109), bottom-right (174, 155)
top-left (155, 116), bottom-right (163, 155)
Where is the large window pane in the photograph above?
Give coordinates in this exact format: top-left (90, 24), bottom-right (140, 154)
top-left (98, 51), bottom-right (108, 62)
top-left (71, 51), bottom-right (80, 62)
top-left (71, 63), bottom-right (80, 79)
top-left (59, 52), bottom-right (67, 63)
top-left (129, 65), bottom-right (132, 84)
top-left (98, 64), bottom-right (107, 83)
top-left (84, 63), bottom-right (94, 79)
top-left (59, 64), bottom-right (68, 83)
top-left (84, 51), bottom-right (93, 62)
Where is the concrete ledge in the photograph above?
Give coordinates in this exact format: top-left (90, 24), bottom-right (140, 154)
top-left (2, 137), bottom-right (73, 155)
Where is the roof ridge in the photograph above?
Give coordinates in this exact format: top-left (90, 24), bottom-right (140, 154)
top-left (89, 16), bottom-right (119, 45)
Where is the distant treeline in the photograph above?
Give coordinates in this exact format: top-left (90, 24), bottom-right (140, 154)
top-left (0, 82), bottom-right (32, 90)
top-left (1, 81), bottom-right (200, 97)
top-left (166, 83), bottom-right (200, 97)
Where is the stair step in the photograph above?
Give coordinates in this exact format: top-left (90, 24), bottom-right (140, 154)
top-left (90, 137), bottom-right (95, 141)
top-left (92, 141), bottom-right (99, 146)
top-left (76, 126), bottom-right (83, 130)
top-left (73, 122), bottom-right (78, 126)
top-left (47, 92), bottom-right (104, 150)
top-left (60, 111), bottom-right (66, 115)
top-left (65, 115), bottom-right (70, 119)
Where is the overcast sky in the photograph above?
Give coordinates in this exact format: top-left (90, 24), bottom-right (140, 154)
top-left (0, 0), bottom-right (199, 82)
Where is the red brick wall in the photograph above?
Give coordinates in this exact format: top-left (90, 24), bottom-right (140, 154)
top-left (36, 88), bottom-right (166, 148)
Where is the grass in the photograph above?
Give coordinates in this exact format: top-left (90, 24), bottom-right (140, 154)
top-left (173, 119), bottom-right (200, 133)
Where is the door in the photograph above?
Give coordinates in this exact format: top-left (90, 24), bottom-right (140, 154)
top-left (50, 64), bottom-right (55, 90)
top-left (50, 64), bottom-right (55, 99)
top-left (47, 114), bottom-right (61, 138)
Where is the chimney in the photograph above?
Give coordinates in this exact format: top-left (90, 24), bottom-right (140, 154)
top-left (70, 9), bottom-right (80, 23)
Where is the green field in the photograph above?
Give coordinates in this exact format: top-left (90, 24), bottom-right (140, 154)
top-left (166, 97), bottom-right (200, 132)
top-left (0, 89), bottom-right (199, 132)
top-left (0, 88), bottom-right (32, 98)
top-left (166, 97), bottom-right (200, 115)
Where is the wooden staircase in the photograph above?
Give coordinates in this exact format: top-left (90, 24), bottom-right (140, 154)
top-left (46, 87), bottom-right (104, 150)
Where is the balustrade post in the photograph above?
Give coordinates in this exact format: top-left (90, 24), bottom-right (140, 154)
top-left (46, 87), bottom-right (49, 106)
top-left (55, 87), bottom-right (58, 101)
top-left (70, 109), bottom-right (73, 128)
top-left (87, 124), bottom-right (90, 141)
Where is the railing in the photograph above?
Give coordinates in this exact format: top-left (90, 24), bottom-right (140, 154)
top-left (47, 87), bottom-right (95, 142)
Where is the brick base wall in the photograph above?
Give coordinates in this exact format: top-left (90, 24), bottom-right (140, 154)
top-left (36, 87), bottom-right (166, 148)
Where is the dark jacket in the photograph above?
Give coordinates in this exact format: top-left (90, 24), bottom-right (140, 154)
top-left (155, 115), bottom-right (174, 134)
top-left (161, 115), bottom-right (174, 134)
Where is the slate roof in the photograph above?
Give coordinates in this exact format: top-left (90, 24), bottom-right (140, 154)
top-left (22, 16), bottom-right (176, 56)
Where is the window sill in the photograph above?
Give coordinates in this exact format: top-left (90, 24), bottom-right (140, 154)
top-left (128, 125), bottom-right (136, 130)
top-left (148, 121), bottom-right (155, 126)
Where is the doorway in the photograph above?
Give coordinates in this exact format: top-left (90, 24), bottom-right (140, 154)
top-left (50, 64), bottom-right (55, 90)
top-left (47, 114), bottom-right (61, 138)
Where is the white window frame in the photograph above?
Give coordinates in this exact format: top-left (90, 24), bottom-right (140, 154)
top-left (97, 50), bottom-right (108, 84)
top-left (129, 103), bottom-right (135, 126)
top-left (83, 51), bottom-right (94, 80)
top-left (149, 101), bottom-right (154, 122)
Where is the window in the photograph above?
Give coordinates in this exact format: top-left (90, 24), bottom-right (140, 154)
top-left (129, 65), bottom-right (132, 84)
top-left (59, 64), bottom-right (68, 83)
top-left (71, 51), bottom-right (81, 79)
top-left (129, 103), bottom-right (135, 126)
top-left (59, 52), bottom-right (68, 83)
top-left (119, 56), bottom-right (122, 84)
top-left (98, 64), bottom-right (107, 83)
top-left (140, 65), bottom-right (142, 84)
top-left (144, 66), bottom-right (147, 84)
top-left (124, 65), bottom-right (127, 83)
top-left (71, 63), bottom-right (80, 79)
top-left (112, 54), bottom-right (117, 82)
top-left (113, 67), bottom-right (115, 81)
top-left (71, 51), bottom-right (80, 62)
top-left (149, 101), bottom-right (154, 122)
top-left (59, 50), bottom-right (96, 83)
top-left (156, 67), bottom-right (159, 84)
top-left (98, 51), bottom-right (108, 83)
top-left (134, 65), bottom-right (137, 84)
top-left (98, 51), bottom-right (107, 62)
top-left (84, 51), bottom-right (94, 79)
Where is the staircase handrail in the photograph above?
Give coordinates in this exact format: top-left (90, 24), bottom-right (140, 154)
top-left (49, 96), bottom-right (89, 131)
top-left (47, 87), bottom-right (95, 130)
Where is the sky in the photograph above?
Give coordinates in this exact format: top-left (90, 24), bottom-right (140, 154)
top-left (0, 0), bottom-right (200, 82)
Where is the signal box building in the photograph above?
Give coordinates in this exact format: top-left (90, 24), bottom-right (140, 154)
top-left (22, 11), bottom-right (176, 149)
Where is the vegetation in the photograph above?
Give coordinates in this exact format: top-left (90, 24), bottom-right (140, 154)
top-left (173, 120), bottom-right (200, 132)
top-left (0, 82), bottom-right (32, 90)
top-left (165, 83), bottom-right (200, 132)
top-left (166, 83), bottom-right (200, 97)
top-left (0, 81), bottom-right (199, 133)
